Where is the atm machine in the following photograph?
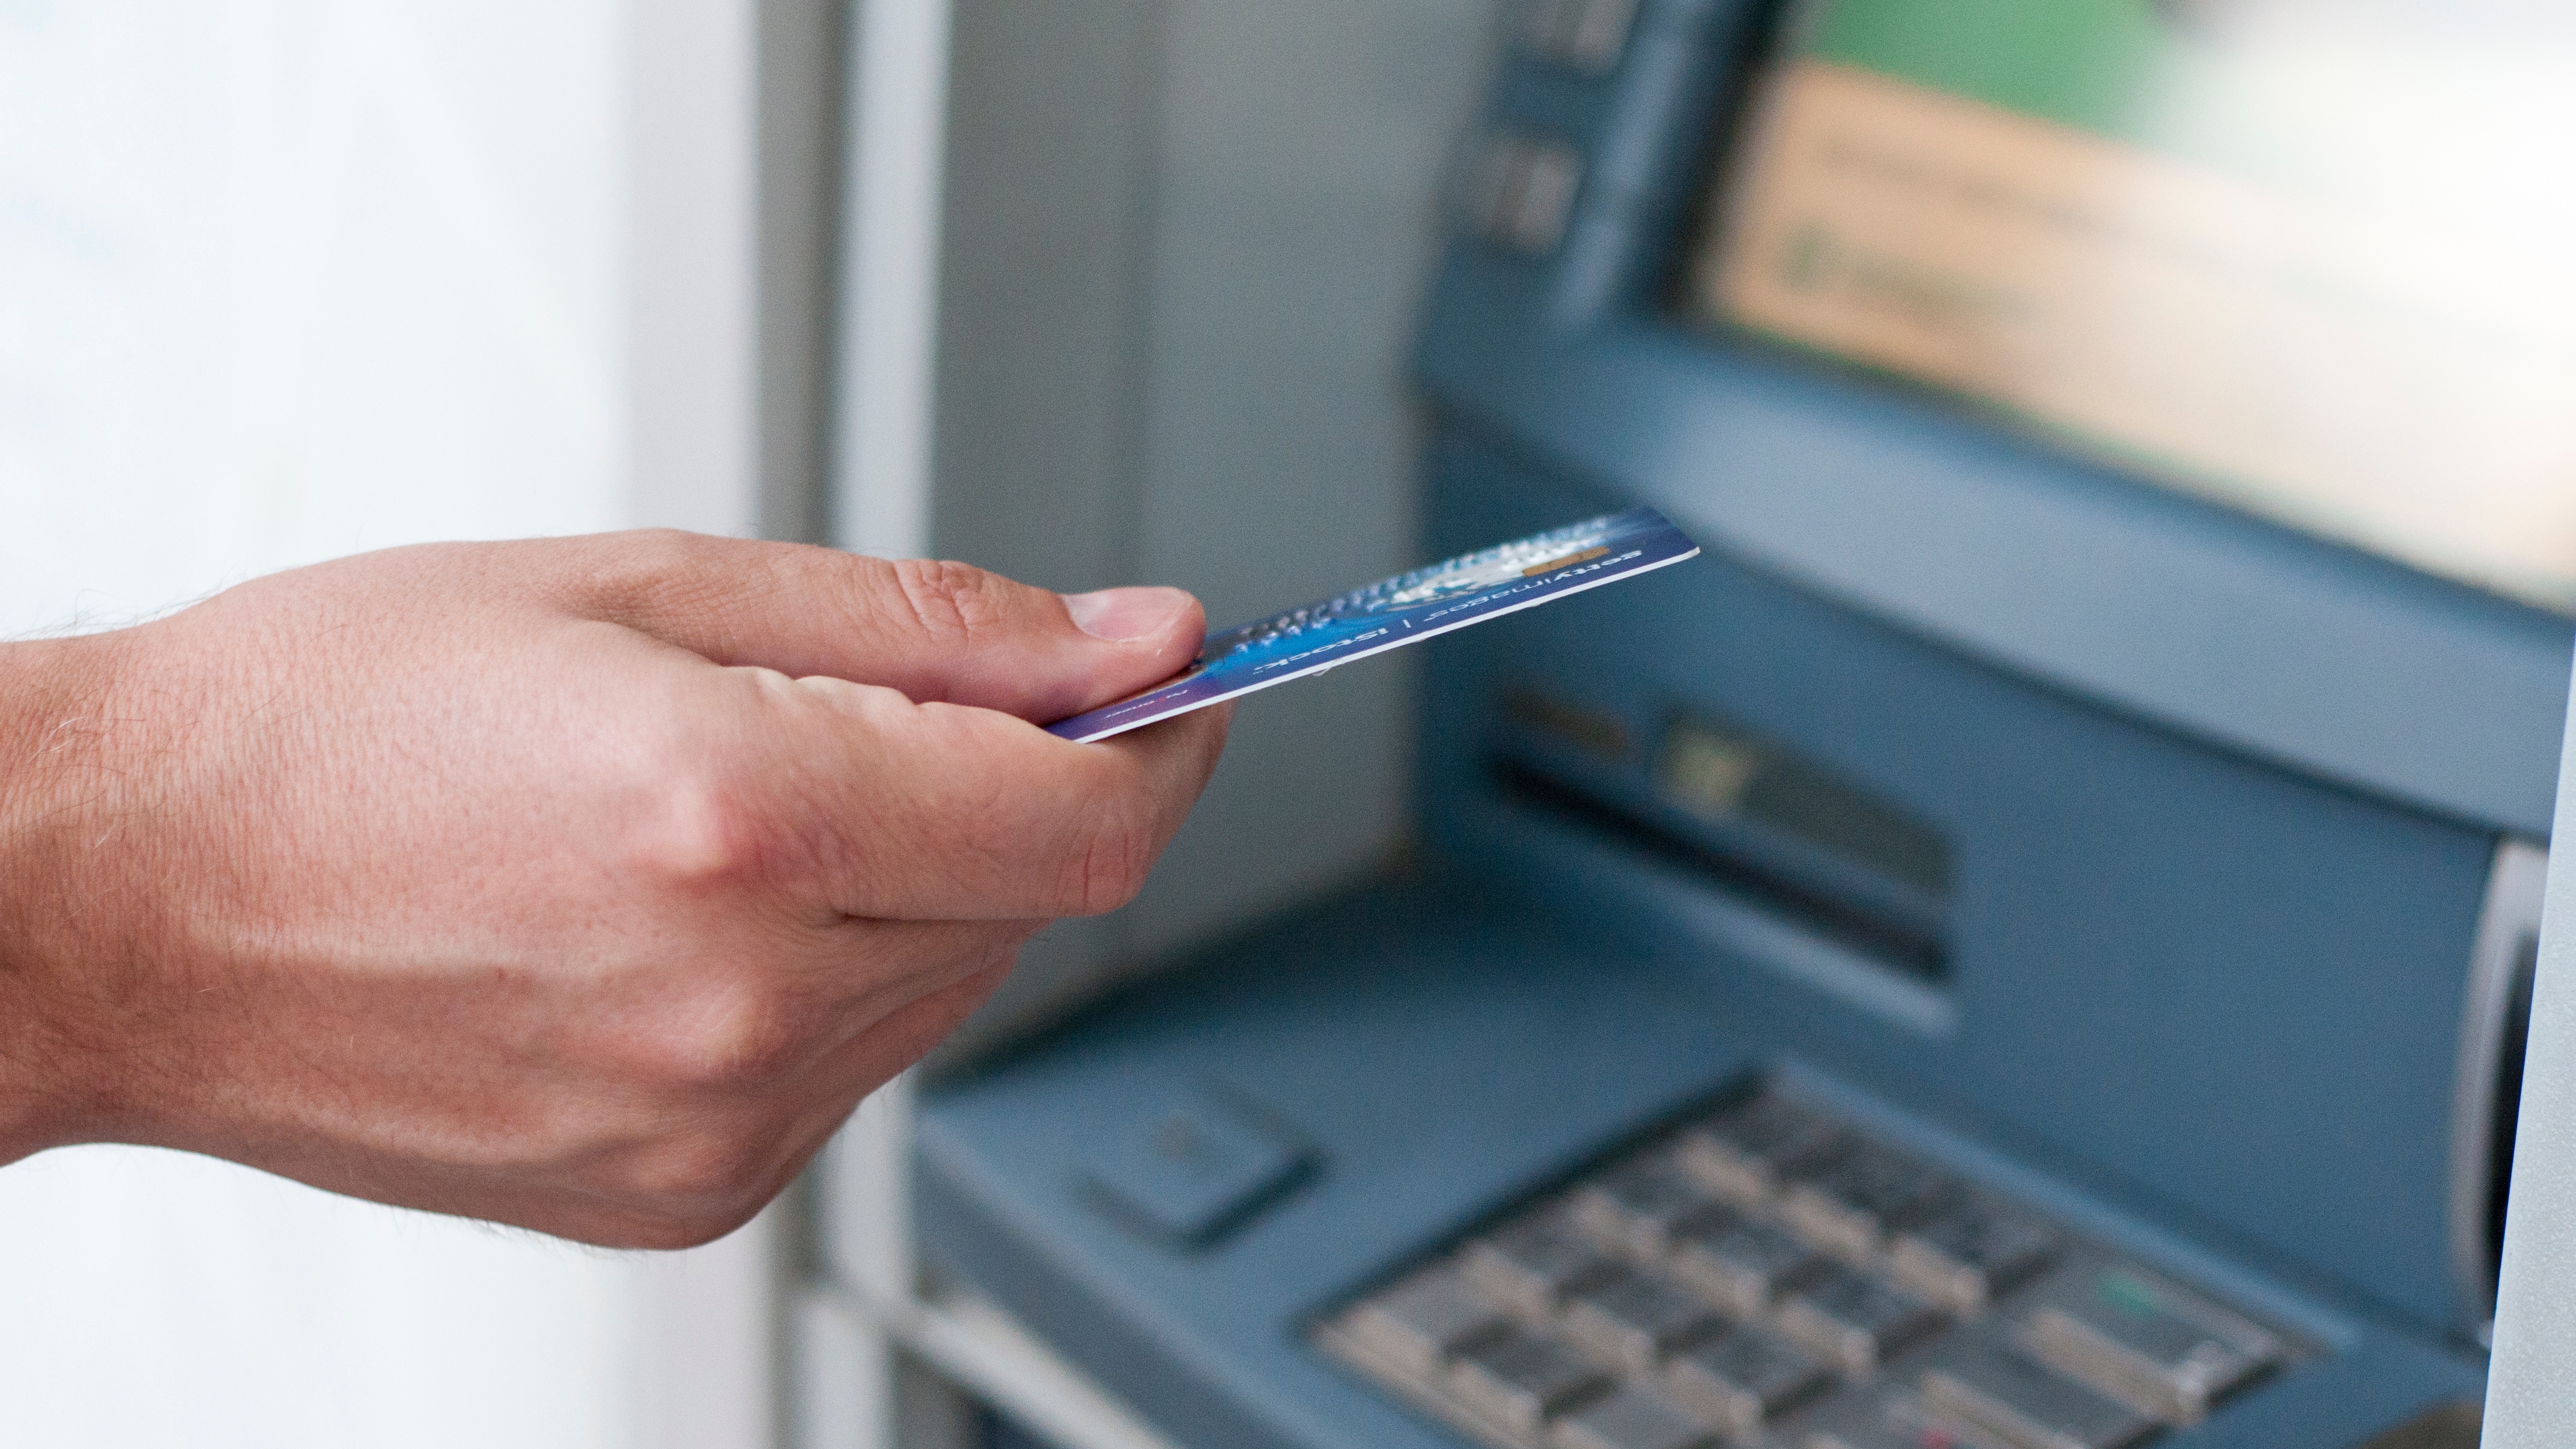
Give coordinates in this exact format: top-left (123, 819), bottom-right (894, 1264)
top-left (913, 1), bottom-right (2576, 1445)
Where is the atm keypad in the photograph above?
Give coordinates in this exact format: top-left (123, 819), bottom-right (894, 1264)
top-left (1316, 1089), bottom-right (2300, 1449)
top-left (1575, 1156), bottom-right (1725, 1257)
top-left (1799, 1384), bottom-right (1967, 1449)
top-left (1666, 1326), bottom-right (1831, 1433)
top-left (1671, 1209), bottom-right (1821, 1316)
top-left (1454, 1329), bottom-right (1614, 1436)
top-left (1679, 1093), bottom-right (1844, 1196)
top-left (2012, 1265), bottom-right (2283, 1424)
top-left (1471, 1214), bottom-right (1620, 1316)
top-left (1678, 1096), bottom-right (1849, 1203)
top-left (1564, 1269), bottom-right (1727, 1372)
top-left (1552, 1384), bottom-right (1722, 1449)
top-left (1891, 1198), bottom-right (2062, 1313)
top-left (1918, 1336), bottom-right (2157, 1449)
top-left (1776, 1265), bottom-right (1941, 1372)
top-left (1347, 1268), bottom-right (1512, 1376)
top-left (1782, 1147), bottom-right (1955, 1257)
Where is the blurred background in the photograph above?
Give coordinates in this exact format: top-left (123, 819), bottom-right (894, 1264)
top-left (0, 1), bottom-right (1487, 1445)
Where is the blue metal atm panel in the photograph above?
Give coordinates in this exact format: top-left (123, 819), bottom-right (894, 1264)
top-left (1417, 434), bottom-right (2497, 1334)
top-left (914, 0), bottom-right (2562, 1442)
top-left (917, 438), bottom-right (2506, 1439)
top-left (1424, 0), bottom-right (2571, 837)
top-left (916, 880), bottom-right (2486, 1449)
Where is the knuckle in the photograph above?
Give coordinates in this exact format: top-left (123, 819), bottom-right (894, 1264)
top-left (645, 1122), bottom-right (768, 1199)
top-left (886, 557), bottom-right (1008, 649)
top-left (1067, 800), bottom-right (1158, 916)
top-left (622, 1135), bottom-right (778, 1237)
top-left (580, 530), bottom-right (789, 634)
top-left (601, 528), bottom-right (714, 601)
top-left (660, 980), bottom-right (813, 1090)
top-left (634, 753), bottom-right (779, 890)
top-left (621, 526), bottom-right (706, 563)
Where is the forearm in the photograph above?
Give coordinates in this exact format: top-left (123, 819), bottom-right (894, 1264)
top-left (0, 631), bottom-right (129, 1162)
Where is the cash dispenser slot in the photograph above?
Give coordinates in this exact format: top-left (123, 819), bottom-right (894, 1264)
top-left (1486, 690), bottom-right (1952, 986)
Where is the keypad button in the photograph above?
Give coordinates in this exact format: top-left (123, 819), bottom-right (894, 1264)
top-left (1452, 1329), bottom-right (1612, 1436)
top-left (1800, 1386), bottom-right (1972, 1449)
top-left (1551, 1384), bottom-right (1720, 1449)
top-left (1080, 1090), bottom-right (1311, 1245)
top-left (1563, 0), bottom-right (1638, 73)
top-left (1918, 1336), bottom-right (2158, 1449)
top-left (2015, 1264), bottom-right (2282, 1424)
top-left (1563, 1269), bottom-right (1727, 1372)
top-left (1664, 1326), bottom-right (1832, 1434)
top-left (1339, 1268), bottom-right (1510, 1378)
top-left (1504, 144), bottom-right (1581, 253)
top-left (1462, 136), bottom-right (1585, 257)
top-left (1678, 1096), bottom-right (1850, 1204)
top-left (1521, 0), bottom-right (1639, 76)
top-left (1467, 1214), bottom-right (1619, 1316)
top-left (1573, 1156), bottom-right (1725, 1257)
top-left (1891, 1198), bottom-right (2062, 1313)
top-left (1462, 139), bottom-right (1522, 235)
top-left (1778, 1265), bottom-right (1943, 1372)
top-left (1670, 1207), bottom-right (1823, 1317)
top-left (1782, 1146), bottom-right (1957, 1257)
top-left (1520, 0), bottom-right (1577, 50)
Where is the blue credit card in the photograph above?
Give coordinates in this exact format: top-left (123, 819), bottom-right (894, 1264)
top-left (1045, 505), bottom-right (1701, 743)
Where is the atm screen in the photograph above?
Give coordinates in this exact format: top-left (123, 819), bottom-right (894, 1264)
top-left (1690, 0), bottom-right (2576, 614)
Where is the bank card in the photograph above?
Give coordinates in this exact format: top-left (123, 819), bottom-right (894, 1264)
top-left (1045, 505), bottom-right (1701, 743)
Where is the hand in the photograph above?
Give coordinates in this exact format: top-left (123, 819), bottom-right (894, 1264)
top-left (0, 532), bottom-right (1228, 1247)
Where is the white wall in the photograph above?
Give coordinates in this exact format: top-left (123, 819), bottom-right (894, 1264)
top-left (0, 3), bottom-right (779, 1446)
top-left (0, 0), bottom-right (624, 631)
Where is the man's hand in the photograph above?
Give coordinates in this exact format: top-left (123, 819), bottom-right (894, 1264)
top-left (0, 532), bottom-right (1228, 1248)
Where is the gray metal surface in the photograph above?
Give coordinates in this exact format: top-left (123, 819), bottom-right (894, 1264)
top-left (2480, 656), bottom-right (2576, 1444)
top-left (925, 0), bottom-right (1494, 1059)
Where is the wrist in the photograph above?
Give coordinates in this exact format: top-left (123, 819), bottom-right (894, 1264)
top-left (0, 630), bottom-right (133, 1161)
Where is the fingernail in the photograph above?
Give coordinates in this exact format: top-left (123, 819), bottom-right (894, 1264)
top-left (1065, 586), bottom-right (1194, 642)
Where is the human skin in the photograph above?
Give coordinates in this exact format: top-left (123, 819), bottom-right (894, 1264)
top-left (0, 531), bottom-right (1228, 1249)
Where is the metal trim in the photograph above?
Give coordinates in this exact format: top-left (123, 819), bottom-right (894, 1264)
top-left (2447, 837), bottom-right (2550, 1340)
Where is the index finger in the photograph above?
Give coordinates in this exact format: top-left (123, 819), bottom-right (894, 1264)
top-left (732, 672), bottom-right (1231, 922)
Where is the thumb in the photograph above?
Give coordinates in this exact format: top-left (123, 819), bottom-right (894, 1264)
top-left (570, 533), bottom-right (1205, 722)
